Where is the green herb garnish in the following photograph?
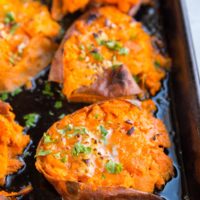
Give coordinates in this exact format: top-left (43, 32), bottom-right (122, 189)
top-left (105, 40), bottom-right (122, 51)
top-left (99, 125), bottom-right (108, 142)
top-left (43, 132), bottom-right (53, 144)
top-left (11, 88), bottom-right (22, 96)
top-left (57, 124), bottom-right (73, 135)
top-left (91, 52), bottom-right (104, 62)
top-left (61, 155), bottom-right (67, 163)
top-left (36, 149), bottom-right (51, 157)
top-left (119, 47), bottom-right (129, 55)
top-left (54, 152), bottom-right (61, 159)
top-left (4, 12), bottom-right (15, 24)
top-left (58, 114), bottom-right (65, 119)
top-left (154, 61), bottom-right (161, 69)
top-left (54, 101), bottom-right (62, 109)
top-left (10, 23), bottom-right (19, 34)
top-left (105, 160), bottom-right (123, 174)
top-left (23, 113), bottom-right (40, 128)
top-left (0, 93), bottom-right (8, 101)
top-left (72, 142), bottom-right (91, 157)
top-left (42, 82), bottom-right (54, 97)
top-left (101, 174), bottom-right (106, 179)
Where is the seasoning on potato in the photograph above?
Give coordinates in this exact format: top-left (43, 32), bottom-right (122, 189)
top-left (35, 99), bottom-right (173, 200)
top-left (0, 0), bottom-right (60, 93)
top-left (50, 6), bottom-right (171, 103)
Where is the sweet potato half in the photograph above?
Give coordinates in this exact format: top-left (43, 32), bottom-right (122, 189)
top-left (0, 0), bottom-right (60, 93)
top-left (51, 0), bottom-right (149, 20)
top-left (50, 6), bottom-right (171, 103)
top-left (35, 99), bottom-right (174, 200)
top-left (0, 100), bottom-right (30, 186)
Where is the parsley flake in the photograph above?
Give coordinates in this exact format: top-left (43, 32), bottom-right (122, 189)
top-left (72, 143), bottom-right (91, 157)
top-left (105, 160), bottom-right (123, 174)
top-left (23, 113), bottom-right (40, 128)
top-left (36, 149), bottom-right (51, 157)
top-left (54, 101), bottom-right (62, 109)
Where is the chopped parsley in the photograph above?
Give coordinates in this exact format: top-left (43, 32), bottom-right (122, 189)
top-left (57, 124), bottom-right (73, 135)
top-left (11, 88), bottom-right (22, 96)
top-left (54, 101), bottom-right (62, 109)
top-left (10, 23), bottom-right (19, 34)
top-left (4, 12), bottom-right (19, 34)
top-left (54, 152), bottom-right (61, 159)
top-left (9, 54), bottom-right (16, 65)
top-left (99, 125), bottom-right (108, 142)
top-left (42, 82), bottom-right (54, 97)
top-left (36, 149), bottom-right (51, 157)
top-left (154, 61), bottom-right (161, 69)
top-left (105, 160), bottom-right (123, 174)
top-left (72, 142), bottom-right (91, 157)
top-left (94, 114), bottom-right (99, 119)
top-left (101, 174), bottom-right (106, 179)
top-left (61, 155), bottom-right (67, 163)
top-left (67, 126), bottom-right (89, 138)
top-left (105, 40), bottom-right (122, 51)
top-left (43, 132), bottom-right (53, 144)
top-left (119, 47), bottom-right (129, 55)
top-left (0, 93), bottom-right (8, 101)
top-left (58, 114), bottom-right (65, 119)
top-left (23, 113), bottom-right (40, 128)
top-left (91, 52), bottom-right (104, 62)
top-left (4, 12), bottom-right (15, 24)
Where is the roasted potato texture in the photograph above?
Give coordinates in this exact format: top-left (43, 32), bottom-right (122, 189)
top-left (50, 6), bottom-right (171, 103)
top-left (0, 0), bottom-right (60, 93)
top-left (36, 99), bottom-right (173, 199)
top-left (0, 101), bottom-right (30, 186)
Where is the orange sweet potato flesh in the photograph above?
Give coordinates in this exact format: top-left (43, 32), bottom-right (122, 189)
top-left (51, 0), bottom-right (148, 20)
top-left (0, 100), bottom-right (30, 186)
top-left (49, 6), bottom-right (171, 103)
top-left (0, 0), bottom-right (60, 93)
top-left (35, 99), bottom-right (173, 199)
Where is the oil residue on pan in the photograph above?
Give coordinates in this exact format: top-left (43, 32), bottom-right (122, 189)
top-left (0, 1), bottom-right (184, 200)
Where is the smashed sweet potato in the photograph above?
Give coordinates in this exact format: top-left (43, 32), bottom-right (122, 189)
top-left (50, 6), bottom-right (171, 103)
top-left (0, 100), bottom-right (30, 186)
top-left (51, 0), bottom-right (148, 20)
top-left (35, 99), bottom-right (173, 199)
top-left (0, 0), bottom-right (60, 93)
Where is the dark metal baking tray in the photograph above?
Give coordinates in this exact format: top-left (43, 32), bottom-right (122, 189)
top-left (0, 0), bottom-right (199, 199)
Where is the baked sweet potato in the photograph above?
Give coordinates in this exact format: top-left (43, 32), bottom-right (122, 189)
top-left (0, 0), bottom-right (60, 93)
top-left (0, 100), bottom-right (30, 186)
top-left (35, 99), bottom-right (173, 200)
top-left (49, 6), bottom-right (171, 103)
top-left (51, 0), bottom-right (149, 20)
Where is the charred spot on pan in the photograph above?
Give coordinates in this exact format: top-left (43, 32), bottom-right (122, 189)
top-left (66, 181), bottom-right (79, 195)
top-left (127, 127), bottom-right (135, 136)
top-left (86, 13), bottom-right (99, 25)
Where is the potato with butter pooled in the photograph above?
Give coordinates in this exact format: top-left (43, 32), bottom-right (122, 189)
top-left (35, 99), bottom-right (174, 200)
top-left (0, 0), bottom-right (60, 93)
top-left (50, 6), bottom-right (171, 103)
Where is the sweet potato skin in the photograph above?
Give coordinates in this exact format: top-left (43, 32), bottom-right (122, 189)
top-left (0, 0), bottom-right (60, 93)
top-left (36, 99), bottom-right (173, 199)
top-left (50, 6), bottom-right (170, 103)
